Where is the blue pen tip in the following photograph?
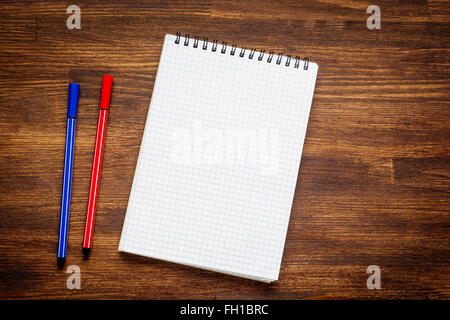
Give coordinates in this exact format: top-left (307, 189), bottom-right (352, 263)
top-left (68, 83), bottom-right (80, 118)
top-left (57, 257), bottom-right (65, 267)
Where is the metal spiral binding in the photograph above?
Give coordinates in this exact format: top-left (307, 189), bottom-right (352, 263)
top-left (239, 47), bottom-right (246, 57)
top-left (249, 48), bottom-right (256, 59)
top-left (174, 32), bottom-right (310, 70)
top-left (303, 57), bottom-right (309, 70)
top-left (258, 49), bottom-right (265, 61)
top-left (294, 56), bottom-right (300, 68)
top-left (276, 53), bottom-right (283, 65)
top-left (193, 36), bottom-right (199, 48)
top-left (285, 55), bottom-right (291, 67)
top-left (230, 44), bottom-right (237, 56)
top-left (221, 41), bottom-right (227, 54)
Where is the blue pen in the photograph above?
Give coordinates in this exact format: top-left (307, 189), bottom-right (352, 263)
top-left (58, 83), bottom-right (80, 262)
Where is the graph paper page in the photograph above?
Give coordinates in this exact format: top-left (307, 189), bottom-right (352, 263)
top-left (119, 34), bottom-right (318, 282)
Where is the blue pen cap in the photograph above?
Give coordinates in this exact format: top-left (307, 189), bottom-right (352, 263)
top-left (67, 83), bottom-right (80, 118)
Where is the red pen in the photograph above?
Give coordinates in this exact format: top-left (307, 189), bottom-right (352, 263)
top-left (83, 75), bottom-right (113, 251)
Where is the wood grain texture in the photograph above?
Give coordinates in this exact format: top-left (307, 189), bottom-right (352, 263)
top-left (0, 0), bottom-right (449, 299)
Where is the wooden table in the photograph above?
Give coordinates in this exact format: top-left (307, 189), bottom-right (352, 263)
top-left (0, 0), bottom-right (448, 299)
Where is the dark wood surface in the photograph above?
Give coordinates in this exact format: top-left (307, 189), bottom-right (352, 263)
top-left (0, 0), bottom-right (449, 299)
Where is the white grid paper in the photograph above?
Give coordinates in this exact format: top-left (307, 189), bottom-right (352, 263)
top-left (119, 34), bottom-right (318, 282)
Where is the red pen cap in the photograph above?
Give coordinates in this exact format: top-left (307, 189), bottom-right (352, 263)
top-left (100, 75), bottom-right (113, 109)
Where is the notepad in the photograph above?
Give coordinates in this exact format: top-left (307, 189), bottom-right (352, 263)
top-left (119, 34), bottom-right (318, 282)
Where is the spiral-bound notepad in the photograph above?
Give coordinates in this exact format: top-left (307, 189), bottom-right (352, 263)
top-left (119, 34), bottom-right (318, 282)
